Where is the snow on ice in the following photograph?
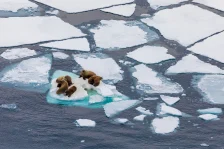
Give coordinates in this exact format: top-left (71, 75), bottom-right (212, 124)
top-left (1, 48), bottom-right (37, 60)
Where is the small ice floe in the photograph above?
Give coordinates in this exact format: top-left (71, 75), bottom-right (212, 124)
top-left (141, 4), bottom-right (224, 46)
top-left (200, 143), bottom-right (209, 147)
top-left (157, 103), bottom-right (182, 116)
top-left (160, 95), bottom-right (180, 105)
top-left (101, 4), bottom-right (136, 17)
top-left (194, 0), bottom-right (224, 11)
top-left (199, 114), bottom-right (219, 121)
top-left (75, 119), bottom-right (96, 127)
top-left (53, 52), bottom-right (69, 59)
top-left (40, 38), bottom-right (90, 52)
top-left (127, 46), bottom-right (174, 64)
top-left (1, 48), bottom-right (37, 60)
top-left (132, 64), bottom-right (183, 94)
top-left (136, 106), bottom-right (153, 115)
top-left (104, 100), bottom-right (141, 117)
top-left (151, 116), bottom-right (179, 134)
top-left (112, 118), bottom-right (129, 124)
top-left (143, 97), bottom-right (159, 101)
top-left (0, 103), bottom-right (17, 110)
top-left (89, 95), bottom-right (104, 104)
top-left (81, 140), bottom-right (85, 143)
top-left (166, 54), bottom-right (224, 75)
top-left (133, 115), bottom-right (146, 121)
top-left (0, 0), bottom-right (38, 12)
top-left (147, 0), bottom-right (187, 9)
top-left (197, 108), bottom-right (222, 115)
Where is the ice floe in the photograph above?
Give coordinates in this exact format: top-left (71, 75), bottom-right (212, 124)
top-left (194, 0), bottom-right (224, 11)
top-left (101, 4), bottom-right (136, 17)
top-left (0, 103), bottom-right (17, 110)
top-left (0, 16), bottom-right (85, 47)
top-left (1, 48), bottom-right (37, 60)
top-left (147, 0), bottom-right (187, 9)
top-left (34, 0), bottom-right (134, 13)
top-left (141, 4), bottom-right (224, 46)
top-left (0, 54), bottom-right (52, 93)
top-left (143, 97), bottom-right (159, 101)
top-left (75, 119), bottom-right (96, 127)
top-left (197, 108), bottom-right (222, 115)
top-left (127, 46), bottom-right (174, 64)
top-left (133, 115), bottom-right (146, 121)
top-left (53, 52), bottom-right (69, 59)
top-left (0, 0), bottom-right (37, 12)
top-left (104, 100), bottom-right (141, 117)
top-left (136, 106), bottom-right (153, 115)
top-left (90, 20), bottom-right (159, 50)
top-left (199, 114), bottom-right (218, 121)
top-left (200, 143), bottom-right (209, 147)
top-left (151, 116), bottom-right (179, 134)
top-left (166, 54), bottom-right (224, 75)
top-left (188, 32), bottom-right (224, 63)
top-left (112, 118), bottom-right (129, 124)
top-left (40, 38), bottom-right (90, 51)
top-left (160, 95), bottom-right (180, 105)
top-left (157, 103), bottom-right (182, 116)
top-left (132, 64), bottom-right (183, 94)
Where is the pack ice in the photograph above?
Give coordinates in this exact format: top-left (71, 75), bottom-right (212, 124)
top-left (166, 54), bottom-right (224, 75)
top-left (132, 64), bottom-right (183, 94)
top-left (197, 108), bottom-right (222, 115)
top-left (194, 0), bottom-right (224, 11)
top-left (101, 4), bottom-right (136, 17)
top-left (34, 0), bottom-right (134, 13)
top-left (0, 54), bottom-right (52, 93)
top-left (0, 16), bottom-right (85, 47)
top-left (90, 20), bottom-right (159, 50)
top-left (141, 4), bottom-right (224, 46)
top-left (0, 0), bottom-right (37, 12)
top-left (127, 46), bottom-right (174, 64)
top-left (1, 48), bottom-right (37, 60)
top-left (147, 0), bottom-right (187, 9)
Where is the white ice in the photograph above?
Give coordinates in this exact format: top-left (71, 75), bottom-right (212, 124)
top-left (127, 46), bottom-right (174, 64)
top-left (188, 32), bottom-right (224, 63)
top-left (113, 118), bottom-right (129, 124)
top-left (147, 0), bottom-right (187, 9)
top-left (141, 4), bottom-right (224, 46)
top-left (34, 0), bottom-right (134, 13)
top-left (0, 16), bottom-right (85, 47)
top-left (75, 119), bottom-right (96, 127)
top-left (157, 103), bottom-right (182, 116)
top-left (199, 114), bottom-right (218, 121)
top-left (40, 38), bottom-right (90, 51)
top-left (89, 95), bottom-right (104, 104)
top-left (53, 52), bottom-right (69, 59)
top-left (46, 10), bottom-right (59, 15)
top-left (194, 0), bottom-right (224, 11)
top-left (200, 143), bottom-right (209, 147)
top-left (0, 0), bottom-right (37, 12)
top-left (101, 4), bottom-right (136, 17)
top-left (136, 106), bottom-right (153, 115)
top-left (133, 115), bottom-right (146, 121)
top-left (197, 108), bottom-right (222, 115)
top-left (166, 54), bottom-right (224, 75)
top-left (151, 116), bottom-right (179, 134)
top-left (132, 64), bottom-right (183, 94)
top-left (104, 100), bottom-right (141, 117)
top-left (0, 103), bottom-right (17, 110)
top-left (1, 48), bottom-right (37, 60)
top-left (90, 20), bottom-right (158, 49)
top-left (160, 95), bottom-right (180, 105)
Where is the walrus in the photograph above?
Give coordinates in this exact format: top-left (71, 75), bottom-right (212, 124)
top-left (79, 70), bottom-right (96, 80)
top-left (57, 75), bottom-right (72, 88)
top-left (65, 85), bottom-right (77, 97)
top-left (56, 79), bottom-right (68, 95)
top-left (88, 75), bottom-right (103, 87)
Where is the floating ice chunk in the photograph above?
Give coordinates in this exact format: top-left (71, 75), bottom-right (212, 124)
top-left (104, 100), bottom-right (141, 117)
top-left (0, 16), bottom-right (85, 48)
top-left (151, 116), bottom-right (179, 134)
top-left (113, 118), bottom-right (129, 124)
top-left (53, 52), bottom-right (69, 59)
top-left (133, 115), bottom-right (146, 121)
top-left (40, 38), bottom-right (90, 51)
top-left (197, 108), bottom-right (222, 115)
top-left (188, 32), bottom-right (224, 63)
top-left (34, 0), bottom-right (134, 13)
top-left (194, 0), bottom-right (224, 11)
top-left (200, 143), bottom-right (209, 147)
top-left (89, 95), bottom-right (104, 104)
top-left (147, 0), bottom-right (187, 9)
top-left (132, 64), bottom-right (183, 94)
top-left (136, 106), bottom-right (153, 115)
top-left (141, 4), bottom-right (224, 46)
top-left (127, 46), bottom-right (174, 64)
top-left (0, 103), bottom-right (17, 110)
top-left (0, 54), bottom-right (52, 93)
top-left (101, 4), bottom-right (136, 17)
top-left (199, 114), bottom-right (218, 121)
top-left (1, 48), bottom-right (37, 60)
top-left (90, 20), bottom-right (159, 49)
top-left (157, 103), bottom-right (182, 116)
top-left (0, 0), bottom-right (37, 12)
top-left (166, 55), bottom-right (224, 75)
top-left (81, 140), bottom-right (85, 143)
top-left (160, 95), bottom-right (180, 105)
top-left (75, 119), bottom-right (96, 127)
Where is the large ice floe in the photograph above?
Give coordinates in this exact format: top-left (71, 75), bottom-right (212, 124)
top-left (147, 0), bottom-right (187, 9)
top-left (40, 38), bottom-right (90, 51)
top-left (160, 95), bottom-right (180, 106)
top-left (197, 108), bottom-right (222, 115)
top-left (131, 64), bottom-right (183, 94)
top-left (193, 0), bottom-right (224, 12)
top-left (1, 48), bottom-right (37, 60)
top-left (188, 32), bottom-right (224, 63)
top-left (34, 0), bottom-right (134, 13)
top-left (141, 4), bottom-right (224, 46)
top-left (192, 75), bottom-right (224, 104)
top-left (127, 46), bottom-right (174, 64)
top-left (166, 54), bottom-right (224, 75)
top-left (89, 20), bottom-right (159, 50)
top-left (0, 16), bottom-right (85, 48)
top-left (0, 54), bottom-right (52, 93)
top-left (157, 103), bottom-right (182, 116)
top-left (47, 70), bottom-right (128, 108)
top-left (151, 116), bottom-right (179, 134)
top-left (101, 4), bottom-right (136, 17)
top-left (0, 0), bottom-right (37, 12)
